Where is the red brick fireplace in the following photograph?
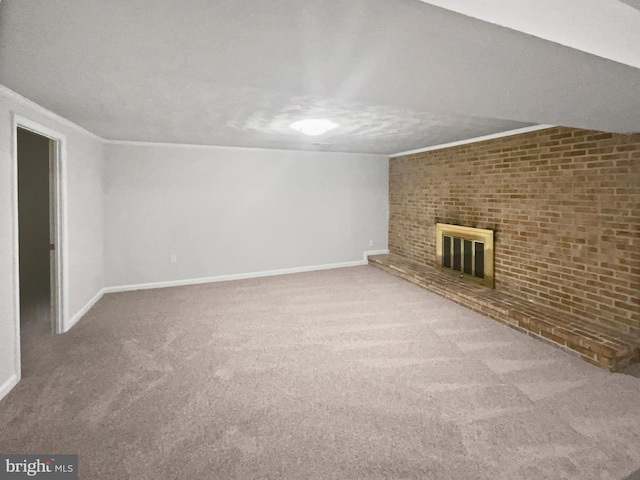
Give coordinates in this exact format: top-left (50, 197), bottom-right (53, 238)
top-left (376, 126), bottom-right (640, 369)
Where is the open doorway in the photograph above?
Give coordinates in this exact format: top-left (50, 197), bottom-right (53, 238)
top-left (17, 127), bottom-right (55, 335)
top-left (12, 115), bottom-right (65, 363)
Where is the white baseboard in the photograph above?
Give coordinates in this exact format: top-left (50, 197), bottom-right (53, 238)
top-left (60, 252), bottom-right (391, 327)
top-left (364, 249), bottom-right (389, 260)
top-left (63, 288), bottom-right (106, 333)
top-left (104, 252), bottom-right (390, 294)
top-left (0, 374), bottom-right (19, 403)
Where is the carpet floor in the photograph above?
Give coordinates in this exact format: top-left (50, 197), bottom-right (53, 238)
top-left (1, 265), bottom-right (639, 479)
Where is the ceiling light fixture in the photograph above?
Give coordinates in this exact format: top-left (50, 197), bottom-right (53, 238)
top-left (290, 119), bottom-right (338, 136)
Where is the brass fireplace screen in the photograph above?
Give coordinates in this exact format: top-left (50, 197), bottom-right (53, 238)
top-left (436, 223), bottom-right (494, 288)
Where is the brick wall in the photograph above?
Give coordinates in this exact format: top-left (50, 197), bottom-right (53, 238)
top-left (389, 127), bottom-right (640, 337)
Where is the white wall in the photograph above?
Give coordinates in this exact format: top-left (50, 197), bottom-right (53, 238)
top-left (104, 143), bottom-right (388, 288)
top-left (0, 86), bottom-right (389, 401)
top-left (0, 87), bottom-right (104, 399)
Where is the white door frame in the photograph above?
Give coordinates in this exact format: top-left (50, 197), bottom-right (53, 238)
top-left (11, 114), bottom-right (68, 375)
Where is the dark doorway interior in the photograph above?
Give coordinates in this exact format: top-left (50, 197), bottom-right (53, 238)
top-left (17, 127), bottom-right (53, 336)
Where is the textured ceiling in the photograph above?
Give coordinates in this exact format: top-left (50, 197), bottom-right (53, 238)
top-left (1, 0), bottom-right (639, 154)
top-left (619, 0), bottom-right (640, 10)
top-left (419, 0), bottom-right (640, 69)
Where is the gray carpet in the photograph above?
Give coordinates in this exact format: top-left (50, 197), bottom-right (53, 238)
top-left (1, 265), bottom-right (639, 479)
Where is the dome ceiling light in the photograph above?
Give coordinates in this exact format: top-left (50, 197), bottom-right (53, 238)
top-left (290, 119), bottom-right (339, 136)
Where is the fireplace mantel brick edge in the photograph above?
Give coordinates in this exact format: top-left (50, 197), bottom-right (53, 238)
top-left (368, 253), bottom-right (640, 372)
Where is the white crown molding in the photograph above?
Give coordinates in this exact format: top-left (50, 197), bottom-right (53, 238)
top-left (103, 138), bottom-right (387, 157)
top-left (0, 83), bottom-right (103, 141)
top-left (1, 83), bottom-right (555, 158)
top-left (389, 124), bottom-right (555, 158)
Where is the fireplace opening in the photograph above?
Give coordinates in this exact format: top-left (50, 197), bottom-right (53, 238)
top-left (436, 223), bottom-right (494, 288)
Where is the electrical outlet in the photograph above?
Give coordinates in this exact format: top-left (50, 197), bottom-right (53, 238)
top-left (170, 255), bottom-right (177, 264)
top-left (369, 240), bottom-right (374, 247)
